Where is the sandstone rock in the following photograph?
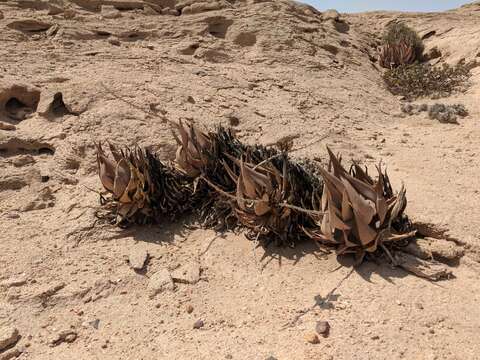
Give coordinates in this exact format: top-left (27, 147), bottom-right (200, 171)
top-left (161, 8), bottom-right (179, 16)
top-left (7, 20), bottom-right (52, 32)
top-left (182, 1), bottom-right (224, 15)
top-left (0, 347), bottom-right (22, 360)
top-left (0, 276), bottom-right (27, 288)
top-left (148, 269), bottom-right (174, 298)
top-left (37, 89), bottom-right (89, 118)
top-left (101, 5), bottom-right (122, 19)
top-left (3, 212), bottom-right (20, 219)
top-left (172, 262), bottom-right (201, 284)
top-left (148, 0), bottom-right (176, 8)
top-left (108, 38), bottom-right (121, 46)
top-left (0, 83), bottom-right (41, 122)
top-left (304, 332), bottom-right (320, 344)
top-left (63, 9), bottom-right (76, 19)
top-left (48, 4), bottom-right (64, 15)
top-left (0, 327), bottom-right (20, 352)
top-left (404, 237), bottom-right (464, 261)
top-left (175, 41), bottom-right (200, 55)
top-left (35, 281), bottom-right (65, 300)
top-left (82, 319), bottom-right (100, 329)
top-left (0, 122), bottom-right (16, 131)
top-left (322, 9), bottom-right (340, 21)
top-left (46, 24), bottom-right (60, 38)
top-left (143, 5), bottom-right (159, 15)
top-left (128, 247), bottom-right (148, 270)
top-left (50, 330), bottom-right (77, 347)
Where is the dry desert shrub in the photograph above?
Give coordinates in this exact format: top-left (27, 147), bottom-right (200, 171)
top-left (96, 121), bottom-right (415, 262)
top-left (383, 62), bottom-right (472, 99)
top-left (94, 119), bottom-right (457, 280)
top-left (400, 102), bottom-right (468, 124)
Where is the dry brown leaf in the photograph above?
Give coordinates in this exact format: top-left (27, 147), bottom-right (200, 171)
top-left (254, 193), bottom-right (271, 216)
top-left (113, 159), bottom-right (131, 199)
top-left (341, 177), bottom-right (376, 225)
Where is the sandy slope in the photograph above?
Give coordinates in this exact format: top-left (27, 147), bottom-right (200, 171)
top-left (0, 1), bottom-right (479, 359)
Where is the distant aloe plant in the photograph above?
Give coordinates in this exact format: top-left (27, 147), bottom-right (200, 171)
top-left (379, 22), bottom-right (424, 69)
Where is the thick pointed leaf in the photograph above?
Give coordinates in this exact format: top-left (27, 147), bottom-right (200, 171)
top-left (113, 159), bottom-right (131, 199)
top-left (341, 178), bottom-right (376, 225)
top-left (240, 161), bottom-right (258, 199)
top-left (254, 193), bottom-right (271, 216)
top-left (341, 189), bottom-right (353, 222)
top-left (388, 185), bottom-right (407, 227)
top-left (320, 212), bottom-right (332, 239)
top-left (108, 142), bottom-right (122, 162)
top-left (317, 166), bottom-right (344, 206)
top-left (97, 153), bottom-right (116, 192)
top-left (236, 173), bottom-right (247, 211)
top-left (352, 162), bottom-right (373, 184)
top-left (321, 182), bottom-right (328, 211)
top-left (343, 172), bottom-right (377, 202)
top-left (353, 216), bottom-right (377, 246)
top-left (326, 147), bottom-right (346, 177)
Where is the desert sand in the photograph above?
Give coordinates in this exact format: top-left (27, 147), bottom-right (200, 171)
top-left (0, 1), bottom-right (479, 359)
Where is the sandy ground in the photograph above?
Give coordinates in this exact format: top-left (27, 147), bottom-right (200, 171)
top-left (0, 1), bottom-right (479, 359)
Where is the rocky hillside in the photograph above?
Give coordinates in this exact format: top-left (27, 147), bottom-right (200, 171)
top-left (1, 1), bottom-right (479, 359)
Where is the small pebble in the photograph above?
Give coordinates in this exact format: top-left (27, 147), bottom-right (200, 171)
top-left (315, 321), bottom-right (330, 337)
top-left (109, 39), bottom-right (121, 46)
top-left (304, 332), bottom-right (320, 344)
top-left (193, 319), bottom-right (204, 329)
top-left (186, 304), bottom-right (194, 314)
top-left (128, 248), bottom-right (148, 270)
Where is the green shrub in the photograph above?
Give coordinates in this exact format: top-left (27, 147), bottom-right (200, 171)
top-left (383, 62), bottom-right (472, 100)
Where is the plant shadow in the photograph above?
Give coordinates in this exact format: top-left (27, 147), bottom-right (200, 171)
top-left (130, 220), bottom-right (191, 245)
top-left (120, 216), bottom-right (452, 285)
top-left (257, 237), bottom-right (411, 282)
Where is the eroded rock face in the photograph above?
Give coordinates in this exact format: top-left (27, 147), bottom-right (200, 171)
top-left (0, 83), bottom-right (40, 123)
top-left (0, 327), bottom-right (20, 351)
